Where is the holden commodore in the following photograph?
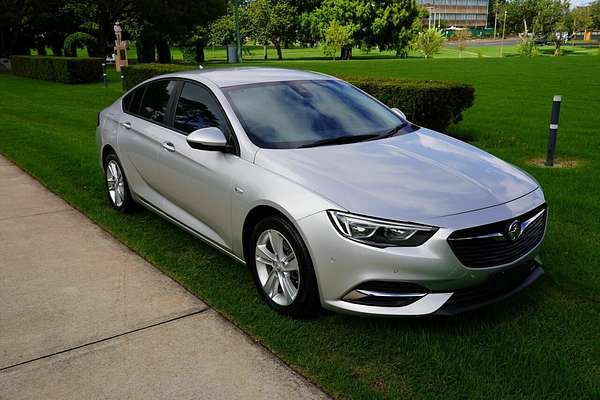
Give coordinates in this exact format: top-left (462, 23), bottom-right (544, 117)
top-left (96, 68), bottom-right (547, 317)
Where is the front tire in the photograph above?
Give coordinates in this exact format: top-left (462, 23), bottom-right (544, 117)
top-left (249, 216), bottom-right (320, 317)
top-left (103, 153), bottom-right (135, 213)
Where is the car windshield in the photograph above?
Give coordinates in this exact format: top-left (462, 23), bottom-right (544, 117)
top-left (222, 79), bottom-right (406, 149)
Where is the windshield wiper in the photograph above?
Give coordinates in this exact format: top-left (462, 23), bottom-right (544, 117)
top-left (298, 133), bottom-right (380, 148)
top-left (367, 123), bottom-right (406, 141)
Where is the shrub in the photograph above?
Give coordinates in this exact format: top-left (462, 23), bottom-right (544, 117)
top-left (10, 56), bottom-right (103, 84)
top-left (322, 21), bottom-right (352, 60)
top-left (414, 29), bottom-right (446, 59)
top-left (346, 78), bottom-right (475, 131)
top-left (122, 64), bottom-right (475, 131)
top-left (517, 35), bottom-right (539, 57)
top-left (454, 29), bottom-right (471, 58)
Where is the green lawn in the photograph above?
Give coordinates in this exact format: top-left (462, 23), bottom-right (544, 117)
top-left (1, 56), bottom-right (599, 399)
top-left (41, 41), bottom-right (599, 61)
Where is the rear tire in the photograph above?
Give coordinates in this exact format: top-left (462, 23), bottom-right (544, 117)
top-left (249, 215), bottom-right (320, 317)
top-left (103, 153), bottom-right (136, 213)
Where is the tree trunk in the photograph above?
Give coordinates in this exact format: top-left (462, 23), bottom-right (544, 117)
top-left (0, 30), bottom-right (6, 57)
top-left (264, 44), bottom-right (268, 60)
top-left (64, 42), bottom-right (77, 57)
top-left (137, 37), bottom-right (156, 63)
top-left (10, 30), bottom-right (30, 56)
top-left (87, 31), bottom-right (107, 58)
top-left (341, 46), bottom-right (353, 60)
top-left (156, 40), bottom-right (171, 63)
top-left (195, 41), bottom-right (206, 63)
top-left (275, 41), bottom-right (282, 60)
top-left (36, 44), bottom-right (47, 56)
top-left (51, 44), bottom-right (63, 56)
top-left (554, 41), bottom-right (561, 56)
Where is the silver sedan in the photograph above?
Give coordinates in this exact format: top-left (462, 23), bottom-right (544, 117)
top-left (96, 68), bottom-right (547, 317)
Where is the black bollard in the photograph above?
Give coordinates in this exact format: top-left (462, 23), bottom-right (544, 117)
top-left (545, 95), bottom-right (561, 167)
top-left (121, 73), bottom-right (125, 91)
top-left (102, 63), bottom-right (107, 88)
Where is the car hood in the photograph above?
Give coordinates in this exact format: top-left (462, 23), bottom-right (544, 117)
top-left (254, 129), bottom-right (538, 223)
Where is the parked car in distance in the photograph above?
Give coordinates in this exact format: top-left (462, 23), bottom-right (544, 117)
top-left (97, 67), bottom-right (547, 317)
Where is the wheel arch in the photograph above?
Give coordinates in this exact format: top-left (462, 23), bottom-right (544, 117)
top-left (242, 204), bottom-right (292, 264)
top-left (101, 144), bottom-right (116, 166)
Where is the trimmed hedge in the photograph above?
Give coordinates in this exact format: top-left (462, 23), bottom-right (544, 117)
top-left (346, 78), bottom-right (475, 131)
top-left (122, 64), bottom-right (475, 131)
top-left (10, 56), bottom-right (103, 84)
top-left (122, 64), bottom-right (190, 91)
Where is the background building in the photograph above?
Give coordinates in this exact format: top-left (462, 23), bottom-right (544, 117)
top-left (418, 0), bottom-right (489, 28)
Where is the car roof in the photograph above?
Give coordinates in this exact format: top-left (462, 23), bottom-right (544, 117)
top-left (172, 67), bottom-right (335, 88)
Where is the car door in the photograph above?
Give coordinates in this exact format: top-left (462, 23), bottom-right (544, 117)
top-left (117, 80), bottom-right (177, 204)
top-left (154, 81), bottom-right (238, 249)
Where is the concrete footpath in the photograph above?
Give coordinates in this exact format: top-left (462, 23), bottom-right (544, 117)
top-left (0, 155), bottom-right (327, 400)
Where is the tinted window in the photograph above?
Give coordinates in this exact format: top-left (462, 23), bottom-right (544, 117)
top-left (139, 80), bottom-right (176, 123)
top-left (123, 87), bottom-right (144, 115)
top-left (222, 80), bottom-right (403, 149)
top-left (174, 83), bottom-right (230, 135)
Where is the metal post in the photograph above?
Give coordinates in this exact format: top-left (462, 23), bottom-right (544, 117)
top-left (428, 7), bottom-right (433, 29)
top-left (494, 12), bottom-right (497, 40)
top-left (102, 63), bottom-right (107, 88)
top-left (121, 73), bottom-right (125, 92)
top-left (234, 0), bottom-right (241, 63)
top-left (545, 95), bottom-right (562, 167)
top-left (500, 10), bottom-right (507, 57)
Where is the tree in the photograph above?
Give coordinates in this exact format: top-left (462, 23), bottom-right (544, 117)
top-left (566, 6), bottom-right (594, 34)
top-left (247, 0), bottom-right (272, 59)
top-left (414, 28), bottom-right (445, 58)
top-left (310, 0), bottom-right (421, 59)
top-left (1, 0), bottom-right (76, 57)
top-left (245, 0), bottom-right (296, 60)
top-left (63, 0), bottom-right (132, 57)
top-left (531, 0), bottom-right (569, 56)
top-left (130, 0), bottom-right (226, 63)
top-left (593, 1), bottom-right (600, 30)
top-left (322, 20), bottom-right (352, 59)
top-left (371, 0), bottom-right (423, 58)
top-left (208, 5), bottom-right (250, 50)
top-left (516, 33), bottom-right (538, 56)
top-left (298, 12), bottom-right (321, 47)
top-left (454, 29), bottom-right (471, 58)
top-left (310, 0), bottom-right (373, 59)
top-left (268, 1), bottom-right (297, 60)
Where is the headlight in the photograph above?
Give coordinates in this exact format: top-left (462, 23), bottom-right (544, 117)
top-left (327, 211), bottom-right (438, 248)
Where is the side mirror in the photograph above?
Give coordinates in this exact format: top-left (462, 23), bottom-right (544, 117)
top-left (391, 108), bottom-right (407, 120)
top-left (187, 127), bottom-right (231, 152)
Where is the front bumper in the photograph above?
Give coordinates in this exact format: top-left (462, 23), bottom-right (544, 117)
top-left (296, 189), bottom-right (546, 316)
top-left (433, 260), bottom-right (544, 316)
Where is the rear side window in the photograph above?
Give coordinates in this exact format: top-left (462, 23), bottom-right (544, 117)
top-left (139, 80), bottom-right (176, 123)
top-left (173, 83), bottom-right (230, 136)
top-left (123, 87), bottom-right (144, 115)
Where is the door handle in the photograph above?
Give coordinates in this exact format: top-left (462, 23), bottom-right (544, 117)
top-left (121, 122), bottom-right (132, 130)
top-left (162, 142), bottom-right (176, 152)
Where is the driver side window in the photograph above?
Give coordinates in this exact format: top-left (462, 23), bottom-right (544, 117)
top-left (173, 83), bottom-right (230, 136)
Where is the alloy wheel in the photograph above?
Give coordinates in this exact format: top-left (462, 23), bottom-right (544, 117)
top-left (106, 160), bottom-right (125, 208)
top-left (255, 229), bottom-right (300, 306)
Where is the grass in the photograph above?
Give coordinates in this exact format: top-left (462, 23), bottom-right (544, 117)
top-left (1, 56), bottom-right (599, 399)
top-left (37, 41), bottom-right (600, 62)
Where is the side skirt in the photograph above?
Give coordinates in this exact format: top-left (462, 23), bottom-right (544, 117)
top-left (135, 194), bottom-right (246, 266)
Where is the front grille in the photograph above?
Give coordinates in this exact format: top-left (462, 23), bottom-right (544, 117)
top-left (447, 204), bottom-right (547, 268)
